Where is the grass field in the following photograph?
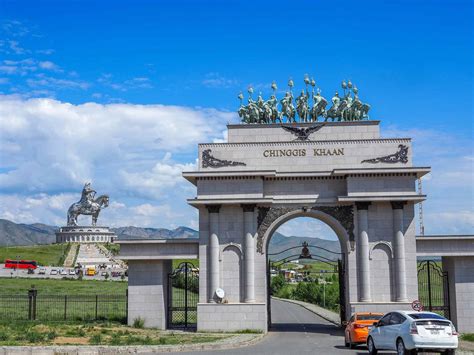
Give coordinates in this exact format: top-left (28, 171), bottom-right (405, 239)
top-left (0, 320), bottom-right (230, 346)
top-left (0, 244), bottom-right (70, 266)
top-left (0, 277), bottom-right (128, 295)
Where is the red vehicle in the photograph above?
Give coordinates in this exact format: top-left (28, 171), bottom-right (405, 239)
top-left (4, 259), bottom-right (38, 269)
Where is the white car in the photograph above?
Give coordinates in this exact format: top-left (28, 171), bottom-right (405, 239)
top-left (367, 311), bottom-right (458, 355)
top-left (60, 269), bottom-right (68, 276)
top-left (38, 267), bottom-right (46, 275)
top-left (69, 269), bottom-right (76, 275)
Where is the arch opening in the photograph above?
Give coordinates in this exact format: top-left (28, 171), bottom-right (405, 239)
top-left (265, 212), bottom-right (349, 329)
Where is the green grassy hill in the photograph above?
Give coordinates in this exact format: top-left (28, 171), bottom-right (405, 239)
top-left (0, 244), bottom-right (70, 266)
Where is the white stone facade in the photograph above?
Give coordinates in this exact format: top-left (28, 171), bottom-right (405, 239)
top-left (55, 226), bottom-right (116, 243)
top-left (183, 121), bottom-right (429, 332)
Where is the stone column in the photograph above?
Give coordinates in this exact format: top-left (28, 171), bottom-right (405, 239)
top-left (207, 205), bottom-right (221, 303)
top-left (392, 201), bottom-right (407, 302)
top-left (242, 204), bottom-right (256, 303)
top-left (356, 202), bottom-right (371, 302)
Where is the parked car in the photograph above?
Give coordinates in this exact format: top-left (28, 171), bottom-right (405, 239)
top-left (50, 269), bottom-right (58, 275)
top-left (60, 269), bottom-right (68, 276)
top-left (69, 269), bottom-right (76, 275)
top-left (344, 312), bottom-right (383, 348)
top-left (38, 267), bottom-right (46, 275)
top-left (367, 311), bottom-right (458, 355)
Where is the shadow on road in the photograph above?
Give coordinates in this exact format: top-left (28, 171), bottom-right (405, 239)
top-left (270, 322), bottom-right (344, 336)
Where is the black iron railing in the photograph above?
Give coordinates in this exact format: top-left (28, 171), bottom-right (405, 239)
top-left (0, 289), bottom-right (127, 322)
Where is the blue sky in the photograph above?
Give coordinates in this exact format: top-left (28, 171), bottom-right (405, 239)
top-left (0, 0), bottom-right (472, 236)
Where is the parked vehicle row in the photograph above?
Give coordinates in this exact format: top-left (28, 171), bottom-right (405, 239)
top-left (344, 311), bottom-right (458, 354)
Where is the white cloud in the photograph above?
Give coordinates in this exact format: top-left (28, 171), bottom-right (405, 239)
top-left (98, 74), bottom-right (153, 91)
top-left (38, 61), bottom-right (61, 72)
top-left (0, 95), bottom-right (236, 227)
top-left (202, 72), bottom-right (239, 88)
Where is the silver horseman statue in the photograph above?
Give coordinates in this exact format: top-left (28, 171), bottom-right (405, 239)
top-left (67, 182), bottom-right (109, 226)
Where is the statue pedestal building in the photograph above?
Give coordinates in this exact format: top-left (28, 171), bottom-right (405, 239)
top-left (56, 226), bottom-right (116, 243)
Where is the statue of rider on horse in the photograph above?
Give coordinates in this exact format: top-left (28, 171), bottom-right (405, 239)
top-left (67, 182), bottom-right (109, 226)
top-left (237, 76), bottom-right (370, 124)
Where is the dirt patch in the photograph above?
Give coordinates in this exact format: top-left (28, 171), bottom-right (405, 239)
top-left (53, 336), bottom-right (89, 345)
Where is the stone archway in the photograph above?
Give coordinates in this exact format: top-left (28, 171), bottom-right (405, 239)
top-left (261, 207), bottom-right (352, 324)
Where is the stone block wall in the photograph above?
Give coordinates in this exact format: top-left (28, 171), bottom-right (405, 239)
top-left (197, 303), bottom-right (267, 332)
top-left (127, 260), bottom-right (171, 329)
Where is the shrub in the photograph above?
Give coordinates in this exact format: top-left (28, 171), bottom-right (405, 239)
top-left (89, 334), bottom-right (102, 345)
top-left (270, 275), bottom-right (285, 295)
top-left (0, 330), bottom-right (9, 341)
top-left (133, 317), bottom-right (145, 329)
top-left (109, 333), bottom-right (122, 345)
top-left (46, 331), bottom-right (56, 340)
top-left (26, 330), bottom-right (44, 343)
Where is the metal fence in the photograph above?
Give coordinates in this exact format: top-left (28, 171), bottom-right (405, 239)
top-left (0, 289), bottom-right (127, 322)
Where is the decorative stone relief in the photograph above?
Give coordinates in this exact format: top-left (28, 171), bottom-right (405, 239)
top-left (361, 144), bottom-right (408, 164)
top-left (281, 124), bottom-right (324, 141)
top-left (256, 205), bottom-right (355, 254)
top-left (202, 149), bottom-right (246, 169)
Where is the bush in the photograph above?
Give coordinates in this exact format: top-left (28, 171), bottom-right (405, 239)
top-left (46, 331), bottom-right (56, 340)
top-left (0, 330), bottom-right (9, 341)
top-left (270, 275), bottom-right (285, 295)
top-left (133, 317), bottom-right (145, 329)
top-left (26, 330), bottom-right (44, 343)
top-left (89, 333), bottom-right (102, 345)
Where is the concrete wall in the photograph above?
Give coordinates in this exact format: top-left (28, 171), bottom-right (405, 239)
top-left (127, 260), bottom-right (171, 329)
top-left (197, 303), bottom-right (267, 332)
top-left (227, 121), bottom-right (381, 143)
top-left (443, 256), bottom-right (474, 332)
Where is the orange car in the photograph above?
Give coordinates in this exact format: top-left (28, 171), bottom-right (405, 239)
top-left (344, 312), bottom-right (384, 348)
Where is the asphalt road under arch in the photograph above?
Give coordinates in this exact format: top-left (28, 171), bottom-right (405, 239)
top-left (175, 299), bottom-right (394, 355)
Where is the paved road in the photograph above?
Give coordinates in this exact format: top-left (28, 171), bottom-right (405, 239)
top-left (176, 299), bottom-right (389, 355)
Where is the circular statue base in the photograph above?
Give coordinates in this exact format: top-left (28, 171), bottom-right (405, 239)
top-left (55, 226), bottom-right (116, 243)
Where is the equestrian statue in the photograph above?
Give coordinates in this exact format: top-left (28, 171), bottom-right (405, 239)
top-left (237, 76), bottom-right (370, 123)
top-left (67, 182), bottom-right (109, 226)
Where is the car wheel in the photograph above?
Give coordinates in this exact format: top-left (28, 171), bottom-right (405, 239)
top-left (348, 335), bottom-right (356, 349)
top-left (367, 336), bottom-right (378, 355)
top-left (396, 338), bottom-right (409, 355)
top-left (444, 350), bottom-right (456, 355)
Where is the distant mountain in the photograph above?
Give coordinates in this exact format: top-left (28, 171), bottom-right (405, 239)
top-left (112, 226), bottom-right (198, 240)
top-left (0, 219), bottom-right (340, 262)
top-left (268, 231), bottom-right (341, 262)
top-left (0, 219), bottom-right (199, 246)
top-left (0, 219), bottom-right (57, 246)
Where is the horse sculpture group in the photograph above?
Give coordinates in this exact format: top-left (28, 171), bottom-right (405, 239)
top-left (67, 182), bottom-right (109, 226)
top-left (238, 78), bottom-right (370, 124)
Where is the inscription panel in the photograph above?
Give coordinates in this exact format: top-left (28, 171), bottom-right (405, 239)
top-left (198, 139), bottom-right (412, 172)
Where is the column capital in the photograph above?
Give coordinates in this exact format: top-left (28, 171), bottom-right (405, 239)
top-left (355, 202), bottom-right (371, 210)
top-left (391, 201), bottom-right (407, 210)
top-left (241, 204), bottom-right (256, 213)
top-left (206, 204), bottom-right (221, 213)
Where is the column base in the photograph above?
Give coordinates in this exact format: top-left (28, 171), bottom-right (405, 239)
top-left (244, 298), bottom-right (256, 303)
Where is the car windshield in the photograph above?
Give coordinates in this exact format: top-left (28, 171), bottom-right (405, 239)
top-left (408, 313), bottom-right (446, 320)
top-left (357, 315), bottom-right (383, 321)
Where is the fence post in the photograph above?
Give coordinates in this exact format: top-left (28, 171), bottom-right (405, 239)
top-left (95, 295), bottom-right (98, 320)
top-left (125, 289), bottom-right (128, 324)
top-left (28, 286), bottom-right (37, 321)
top-left (64, 295), bottom-right (67, 320)
top-left (28, 289), bottom-right (33, 320)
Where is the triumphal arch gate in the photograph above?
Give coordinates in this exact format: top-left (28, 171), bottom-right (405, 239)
top-left (121, 80), bottom-right (430, 332)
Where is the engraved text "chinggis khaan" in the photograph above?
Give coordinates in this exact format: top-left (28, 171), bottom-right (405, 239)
top-left (263, 148), bottom-right (344, 157)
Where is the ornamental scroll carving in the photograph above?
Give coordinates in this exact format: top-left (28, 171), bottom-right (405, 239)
top-left (202, 149), bottom-right (246, 169)
top-left (256, 205), bottom-right (355, 254)
top-left (361, 144), bottom-right (409, 164)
